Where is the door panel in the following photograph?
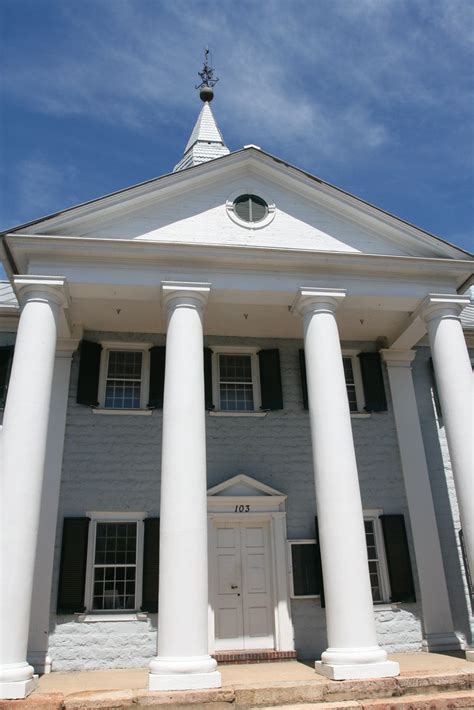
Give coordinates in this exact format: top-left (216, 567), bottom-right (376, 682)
top-left (214, 524), bottom-right (244, 650)
top-left (240, 525), bottom-right (274, 648)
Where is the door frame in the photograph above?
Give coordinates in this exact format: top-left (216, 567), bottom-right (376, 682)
top-left (207, 475), bottom-right (295, 654)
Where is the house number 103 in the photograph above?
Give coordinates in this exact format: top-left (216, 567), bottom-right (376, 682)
top-left (235, 504), bottom-right (250, 513)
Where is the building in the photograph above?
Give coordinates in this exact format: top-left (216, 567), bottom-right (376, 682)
top-left (0, 77), bottom-right (473, 699)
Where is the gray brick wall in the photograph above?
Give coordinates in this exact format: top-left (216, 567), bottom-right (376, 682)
top-left (47, 333), bottom-right (442, 669)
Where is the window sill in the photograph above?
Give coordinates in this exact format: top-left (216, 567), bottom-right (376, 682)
top-left (373, 603), bottom-right (401, 612)
top-left (74, 612), bottom-right (149, 622)
top-left (208, 411), bottom-right (268, 418)
top-left (91, 408), bottom-right (153, 416)
top-left (351, 412), bottom-right (371, 419)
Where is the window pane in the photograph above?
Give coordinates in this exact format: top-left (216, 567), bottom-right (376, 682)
top-left (219, 354), bottom-right (254, 411)
top-left (234, 195), bottom-right (251, 221)
top-left (92, 522), bottom-right (138, 610)
top-left (343, 358), bottom-right (358, 411)
top-left (105, 380), bottom-right (141, 409)
top-left (107, 351), bottom-right (142, 379)
top-left (220, 383), bottom-right (254, 411)
top-left (219, 355), bottom-right (252, 382)
top-left (291, 544), bottom-right (319, 596)
top-left (365, 520), bottom-right (383, 602)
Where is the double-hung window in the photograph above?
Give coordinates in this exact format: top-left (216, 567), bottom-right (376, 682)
top-left (98, 343), bottom-right (151, 410)
top-left (105, 351), bottom-right (143, 409)
top-left (211, 347), bottom-right (262, 412)
top-left (289, 510), bottom-right (391, 602)
top-left (218, 353), bottom-right (255, 411)
top-left (342, 351), bottom-right (365, 412)
top-left (85, 513), bottom-right (145, 612)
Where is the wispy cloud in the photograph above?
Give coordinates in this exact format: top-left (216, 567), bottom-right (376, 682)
top-left (5, 0), bottom-right (471, 164)
top-left (2, 157), bottom-right (79, 229)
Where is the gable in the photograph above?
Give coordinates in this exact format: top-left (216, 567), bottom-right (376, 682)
top-left (9, 150), bottom-right (469, 260)
top-left (208, 474), bottom-right (285, 498)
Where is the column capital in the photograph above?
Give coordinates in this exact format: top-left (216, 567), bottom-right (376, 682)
top-left (380, 349), bottom-right (416, 368)
top-left (161, 281), bottom-right (211, 314)
top-left (419, 293), bottom-right (470, 324)
top-left (291, 287), bottom-right (346, 317)
top-left (13, 276), bottom-right (70, 309)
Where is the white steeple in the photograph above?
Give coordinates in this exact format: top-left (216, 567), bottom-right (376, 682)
top-left (173, 101), bottom-right (230, 172)
top-left (174, 50), bottom-right (230, 172)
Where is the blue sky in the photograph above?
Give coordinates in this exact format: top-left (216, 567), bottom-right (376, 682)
top-left (1, 0), bottom-right (473, 258)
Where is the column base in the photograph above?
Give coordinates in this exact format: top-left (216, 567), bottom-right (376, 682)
top-left (149, 655), bottom-right (222, 691)
top-left (0, 676), bottom-right (38, 700)
top-left (466, 649), bottom-right (474, 662)
top-left (27, 652), bottom-right (52, 674)
top-left (315, 660), bottom-right (399, 681)
top-left (422, 632), bottom-right (465, 652)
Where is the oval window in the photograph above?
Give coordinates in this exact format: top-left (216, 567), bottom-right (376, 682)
top-left (233, 194), bottom-right (269, 223)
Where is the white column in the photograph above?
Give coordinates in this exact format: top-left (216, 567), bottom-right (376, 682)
top-left (27, 341), bottom-right (76, 674)
top-left (149, 281), bottom-right (221, 691)
top-left (0, 276), bottom-right (69, 700)
top-left (381, 349), bottom-right (462, 651)
top-left (421, 295), bottom-right (473, 577)
top-left (292, 287), bottom-right (399, 680)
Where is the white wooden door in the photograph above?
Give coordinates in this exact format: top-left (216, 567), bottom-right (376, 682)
top-left (213, 522), bottom-right (274, 651)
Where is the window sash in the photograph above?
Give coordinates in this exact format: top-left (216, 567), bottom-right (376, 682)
top-left (104, 350), bottom-right (143, 409)
top-left (84, 515), bottom-right (145, 613)
top-left (91, 521), bottom-right (138, 611)
top-left (218, 354), bottom-right (256, 411)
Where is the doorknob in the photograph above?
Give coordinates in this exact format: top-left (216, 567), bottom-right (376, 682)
top-left (231, 584), bottom-right (238, 589)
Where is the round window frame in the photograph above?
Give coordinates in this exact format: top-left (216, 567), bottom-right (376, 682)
top-left (226, 190), bottom-right (276, 229)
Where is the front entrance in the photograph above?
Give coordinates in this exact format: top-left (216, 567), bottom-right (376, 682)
top-left (207, 474), bottom-right (295, 655)
top-left (213, 521), bottom-right (274, 651)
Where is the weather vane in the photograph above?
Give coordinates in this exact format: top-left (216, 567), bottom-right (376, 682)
top-left (195, 48), bottom-right (219, 102)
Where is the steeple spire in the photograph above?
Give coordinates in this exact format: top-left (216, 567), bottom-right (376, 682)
top-left (173, 50), bottom-right (229, 172)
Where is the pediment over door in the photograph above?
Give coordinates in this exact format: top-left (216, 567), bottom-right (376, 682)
top-left (207, 474), bottom-right (286, 513)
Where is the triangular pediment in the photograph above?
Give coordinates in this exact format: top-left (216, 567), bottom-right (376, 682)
top-left (7, 148), bottom-right (469, 261)
top-left (207, 474), bottom-right (285, 498)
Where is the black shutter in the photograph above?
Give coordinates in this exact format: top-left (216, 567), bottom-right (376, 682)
top-left (429, 357), bottom-right (442, 418)
top-left (459, 529), bottom-right (473, 601)
top-left (204, 347), bottom-right (214, 410)
top-left (258, 349), bottom-right (283, 410)
top-left (141, 517), bottom-right (160, 612)
top-left (0, 344), bottom-right (14, 407)
top-left (380, 514), bottom-right (416, 603)
top-left (299, 349), bottom-right (308, 410)
top-left (57, 517), bottom-right (90, 613)
top-left (76, 340), bottom-right (102, 406)
top-left (148, 346), bottom-right (166, 408)
top-left (358, 352), bottom-right (387, 412)
top-left (314, 516), bottom-right (325, 607)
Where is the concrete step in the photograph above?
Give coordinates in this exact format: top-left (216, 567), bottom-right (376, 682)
top-left (1, 669), bottom-right (472, 710)
top-left (257, 690), bottom-right (474, 709)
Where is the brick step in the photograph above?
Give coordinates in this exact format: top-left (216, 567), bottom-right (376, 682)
top-left (214, 650), bottom-right (298, 664)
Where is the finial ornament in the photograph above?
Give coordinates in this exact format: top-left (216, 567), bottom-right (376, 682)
top-left (195, 48), bottom-right (219, 102)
